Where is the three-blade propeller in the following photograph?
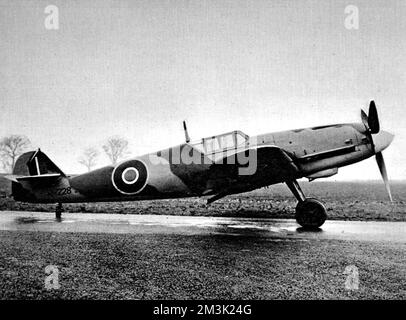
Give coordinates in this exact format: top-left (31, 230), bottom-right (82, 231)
top-left (361, 101), bottom-right (393, 202)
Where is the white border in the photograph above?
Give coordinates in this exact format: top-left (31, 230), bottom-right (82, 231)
top-left (121, 167), bottom-right (139, 185)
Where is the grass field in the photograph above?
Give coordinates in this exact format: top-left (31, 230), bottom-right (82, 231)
top-left (1, 175), bottom-right (405, 221)
top-left (0, 231), bottom-right (404, 299)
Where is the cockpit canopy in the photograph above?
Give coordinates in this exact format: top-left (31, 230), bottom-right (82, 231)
top-left (189, 130), bottom-right (249, 154)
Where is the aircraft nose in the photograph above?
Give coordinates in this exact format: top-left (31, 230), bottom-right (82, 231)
top-left (372, 130), bottom-right (394, 153)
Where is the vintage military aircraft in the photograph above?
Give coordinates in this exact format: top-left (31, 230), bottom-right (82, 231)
top-left (6, 101), bottom-right (394, 229)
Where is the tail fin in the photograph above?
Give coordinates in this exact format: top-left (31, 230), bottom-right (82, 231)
top-left (10, 149), bottom-right (65, 202)
top-left (13, 149), bottom-right (65, 177)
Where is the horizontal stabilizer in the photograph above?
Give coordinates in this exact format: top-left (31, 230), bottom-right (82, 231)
top-left (5, 173), bottom-right (61, 183)
top-left (4, 175), bottom-right (19, 182)
top-left (17, 173), bottom-right (61, 181)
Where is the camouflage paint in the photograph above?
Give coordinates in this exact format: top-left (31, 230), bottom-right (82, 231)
top-left (11, 122), bottom-right (378, 204)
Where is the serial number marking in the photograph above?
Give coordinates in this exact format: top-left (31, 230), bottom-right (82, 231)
top-left (55, 187), bottom-right (72, 196)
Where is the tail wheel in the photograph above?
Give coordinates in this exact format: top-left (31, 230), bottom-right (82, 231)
top-left (55, 203), bottom-right (63, 219)
top-left (295, 198), bottom-right (327, 229)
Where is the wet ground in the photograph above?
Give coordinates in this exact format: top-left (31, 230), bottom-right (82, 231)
top-left (0, 211), bottom-right (405, 299)
top-left (0, 211), bottom-right (405, 243)
top-left (2, 181), bottom-right (406, 222)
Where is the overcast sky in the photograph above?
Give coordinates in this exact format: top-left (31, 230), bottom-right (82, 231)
top-left (0, 0), bottom-right (405, 181)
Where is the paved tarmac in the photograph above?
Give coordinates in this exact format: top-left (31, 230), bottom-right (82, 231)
top-left (0, 211), bottom-right (405, 243)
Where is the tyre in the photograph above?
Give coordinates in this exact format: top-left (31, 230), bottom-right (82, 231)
top-left (295, 198), bottom-right (327, 229)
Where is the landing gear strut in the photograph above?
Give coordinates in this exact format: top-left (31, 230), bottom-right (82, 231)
top-left (286, 180), bottom-right (327, 229)
top-left (55, 203), bottom-right (63, 220)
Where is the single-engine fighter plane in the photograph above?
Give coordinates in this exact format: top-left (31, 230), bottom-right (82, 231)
top-left (6, 101), bottom-right (394, 228)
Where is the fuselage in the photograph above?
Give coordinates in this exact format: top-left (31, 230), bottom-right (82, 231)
top-left (13, 122), bottom-right (394, 204)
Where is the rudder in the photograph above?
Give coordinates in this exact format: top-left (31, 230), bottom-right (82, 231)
top-left (13, 149), bottom-right (65, 176)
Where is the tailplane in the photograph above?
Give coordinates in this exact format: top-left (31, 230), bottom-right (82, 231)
top-left (6, 149), bottom-right (65, 202)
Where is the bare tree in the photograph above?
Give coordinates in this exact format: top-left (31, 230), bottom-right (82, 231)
top-left (78, 147), bottom-right (99, 172)
top-left (0, 135), bottom-right (31, 173)
top-left (102, 136), bottom-right (129, 166)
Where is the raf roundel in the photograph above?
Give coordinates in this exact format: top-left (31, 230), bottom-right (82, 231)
top-left (112, 160), bottom-right (148, 194)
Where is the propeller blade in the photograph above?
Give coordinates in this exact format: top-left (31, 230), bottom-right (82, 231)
top-left (368, 100), bottom-right (380, 134)
top-left (375, 152), bottom-right (393, 202)
top-left (361, 109), bottom-right (369, 130)
top-left (361, 109), bottom-right (375, 152)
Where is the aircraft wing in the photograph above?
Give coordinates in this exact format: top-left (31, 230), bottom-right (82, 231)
top-left (205, 146), bottom-right (299, 201)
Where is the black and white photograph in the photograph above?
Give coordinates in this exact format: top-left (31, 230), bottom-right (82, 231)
top-left (0, 0), bottom-right (405, 311)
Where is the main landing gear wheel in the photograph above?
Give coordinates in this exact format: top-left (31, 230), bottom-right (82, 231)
top-left (286, 180), bottom-right (327, 229)
top-left (295, 198), bottom-right (327, 229)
